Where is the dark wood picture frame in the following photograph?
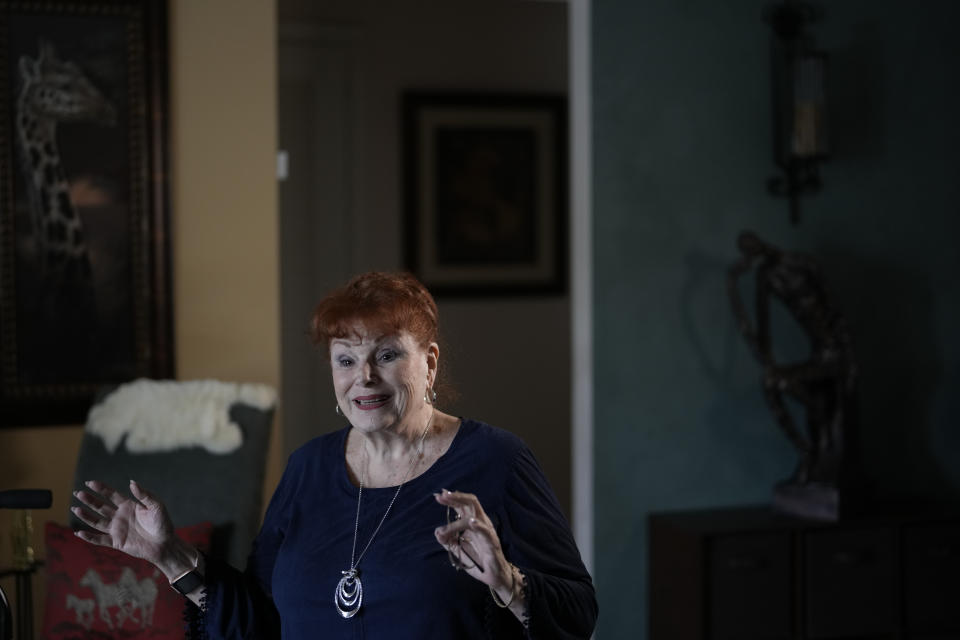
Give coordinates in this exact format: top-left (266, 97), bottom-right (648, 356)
top-left (0, 0), bottom-right (172, 426)
top-left (403, 92), bottom-right (567, 296)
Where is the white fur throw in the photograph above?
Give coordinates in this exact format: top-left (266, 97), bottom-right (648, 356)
top-left (86, 379), bottom-right (277, 454)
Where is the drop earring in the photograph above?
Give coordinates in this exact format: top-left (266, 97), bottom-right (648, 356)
top-left (335, 403), bottom-right (342, 416)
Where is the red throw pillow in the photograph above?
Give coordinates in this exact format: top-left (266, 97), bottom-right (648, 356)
top-left (43, 521), bottom-right (212, 640)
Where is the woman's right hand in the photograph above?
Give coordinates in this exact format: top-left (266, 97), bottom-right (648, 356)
top-left (72, 479), bottom-right (177, 568)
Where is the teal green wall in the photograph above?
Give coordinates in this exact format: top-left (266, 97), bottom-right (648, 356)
top-left (593, 1), bottom-right (960, 636)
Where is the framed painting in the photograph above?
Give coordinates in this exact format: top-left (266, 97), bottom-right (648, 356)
top-left (0, 0), bottom-right (172, 426)
top-left (403, 92), bottom-right (567, 296)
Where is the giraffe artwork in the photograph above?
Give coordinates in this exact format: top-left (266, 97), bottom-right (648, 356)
top-left (12, 39), bottom-right (116, 377)
top-left (0, 2), bottom-right (173, 425)
top-left (16, 40), bottom-right (115, 284)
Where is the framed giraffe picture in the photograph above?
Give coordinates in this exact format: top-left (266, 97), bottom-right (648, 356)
top-left (0, 0), bottom-right (172, 426)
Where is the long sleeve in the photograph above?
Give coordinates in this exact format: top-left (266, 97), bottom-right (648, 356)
top-left (493, 445), bottom-right (598, 639)
top-left (185, 453), bottom-right (297, 640)
top-left (185, 421), bottom-right (598, 639)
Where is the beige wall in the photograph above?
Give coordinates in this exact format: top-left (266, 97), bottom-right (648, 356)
top-left (0, 0), bottom-right (279, 633)
top-left (170, 0), bottom-right (281, 502)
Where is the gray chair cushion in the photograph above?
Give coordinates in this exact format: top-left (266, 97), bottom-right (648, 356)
top-left (71, 402), bottom-right (274, 568)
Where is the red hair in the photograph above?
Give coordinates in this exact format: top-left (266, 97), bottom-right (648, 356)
top-left (310, 271), bottom-right (439, 350)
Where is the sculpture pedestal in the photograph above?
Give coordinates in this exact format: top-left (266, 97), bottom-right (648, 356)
top-left (773, 481), bottom-right (841, 521)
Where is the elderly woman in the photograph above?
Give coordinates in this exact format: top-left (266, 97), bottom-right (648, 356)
top-left (72, 271), bottom-right (597, 639)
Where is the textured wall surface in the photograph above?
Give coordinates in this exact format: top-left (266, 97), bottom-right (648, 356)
top-left (593, 1), bottom-right (960, 636)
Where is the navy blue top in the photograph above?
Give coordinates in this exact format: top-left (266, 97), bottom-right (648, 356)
top-left (193, 419), bottom-right (597, 639)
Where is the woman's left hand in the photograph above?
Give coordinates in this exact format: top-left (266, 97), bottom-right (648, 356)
top-left (433, 489), bottom-right (515, 593)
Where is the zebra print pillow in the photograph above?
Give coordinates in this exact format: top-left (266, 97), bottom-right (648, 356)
top-left (42, 521), bottom-right (212, 639)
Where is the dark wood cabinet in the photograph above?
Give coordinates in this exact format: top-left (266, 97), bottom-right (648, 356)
top-left (708, 532), bottom-right (793, 639)
top-left (649, 507), bottom-right (960, 639)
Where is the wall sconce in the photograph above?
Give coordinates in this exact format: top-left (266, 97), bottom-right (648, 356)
top-left (764, 1), bottom-right (828, 225)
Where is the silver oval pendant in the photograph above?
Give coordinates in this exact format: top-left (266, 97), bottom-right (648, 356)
top-left (335, 569), bottom-right (363, 618)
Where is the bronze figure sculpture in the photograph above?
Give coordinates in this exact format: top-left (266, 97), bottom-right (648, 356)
top-left (728, 231), bottom-right (859, 520)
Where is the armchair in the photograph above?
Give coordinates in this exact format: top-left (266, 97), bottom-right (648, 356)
top-left (44, 379), bottom-right (276, 638)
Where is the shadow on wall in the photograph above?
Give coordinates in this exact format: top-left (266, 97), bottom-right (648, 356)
top-left (828, 18), bottom-right (886, 161)
top-left (681, 249), bottom-right (742, 386)
top-left (818, 249), bottom-right (956, 503)
top-left (678, 245), bottom-right (957, 504)
top-left (1, 445), bottom-right (28, 487)
top-left (681, 248), bottom-right (798, 492)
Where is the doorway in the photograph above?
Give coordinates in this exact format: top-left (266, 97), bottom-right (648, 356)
top-left (277, 0), bottom-right (576, 521)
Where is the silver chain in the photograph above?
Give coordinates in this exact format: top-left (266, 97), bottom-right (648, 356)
top-left (348, 412), bottom-right (432, 571)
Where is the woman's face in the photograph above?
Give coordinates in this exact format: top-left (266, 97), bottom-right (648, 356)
top-left (329, 324), bottom-right (437, 435)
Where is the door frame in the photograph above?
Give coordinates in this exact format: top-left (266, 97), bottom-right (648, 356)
top-left (569, 0), bottom-right (593, 572)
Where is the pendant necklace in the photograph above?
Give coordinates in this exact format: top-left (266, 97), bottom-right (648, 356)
top-left (335, 411), bottom-right (433, 619)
